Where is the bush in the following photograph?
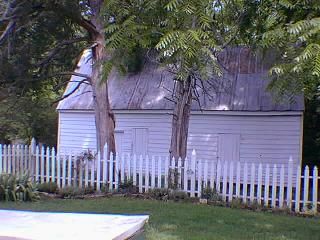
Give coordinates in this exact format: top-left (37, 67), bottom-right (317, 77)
top-left (0, 173), bottom-right (39, 202)
top-left (201, 186), bottom-right (222, 202)
top-left (169, 190), bottom-right (188, 201)
top-left (119, 179), bottom-right (136, 194)
top-left (58, 186), bottom-right (84, 199)
top-left (37, 182), bottom-right (58, 193)
top-left (148, 188), bottom-right (170, 201)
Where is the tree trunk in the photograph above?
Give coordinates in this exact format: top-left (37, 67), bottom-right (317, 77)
top-left (90, 2), bottom-right (116, 156)
top-left (169, 76), bottom-right (193, 161)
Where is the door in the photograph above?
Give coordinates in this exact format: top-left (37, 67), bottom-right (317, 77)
top-left (218, 134), bottom-right (240, 162)
top-left (132, 128), bottom-right (148, 156)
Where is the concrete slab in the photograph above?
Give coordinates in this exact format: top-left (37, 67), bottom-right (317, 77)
top-left (0, 210), bottom-right (148, 240)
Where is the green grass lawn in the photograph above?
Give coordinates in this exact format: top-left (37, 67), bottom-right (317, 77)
top-left (1, 197), bottom-right (319, 240)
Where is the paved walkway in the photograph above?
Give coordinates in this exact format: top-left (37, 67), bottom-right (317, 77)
top-left (0, 210), bottom-right (148, 240)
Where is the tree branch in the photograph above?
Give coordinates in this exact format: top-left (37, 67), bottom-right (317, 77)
top-left (0, 20), bottom-right (15, 45)
top-left (37, 37), bottom-right (89, 68)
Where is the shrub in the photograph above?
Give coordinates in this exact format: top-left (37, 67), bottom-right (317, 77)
top-left (148, 188), bottom-right (170, 201)
top-left (0, 173), bottom-right (39, 202)
top-left (169, 190), bottom-right (188, 201)
top-left (119, 179), bottom-right (136, 194)
top-left (58, 186), bottom-right (84, 199)
top-left (37, 182), bottom-right (58, 193)
top-left (201, 186), bottom-right (222, 202)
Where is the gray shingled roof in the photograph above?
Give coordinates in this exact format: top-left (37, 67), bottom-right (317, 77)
top-left (57, 48), bottom-right (304, 111)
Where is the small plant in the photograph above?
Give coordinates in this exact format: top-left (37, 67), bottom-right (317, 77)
top-left (0, 172), bottom-right (39, 202)
top-left (37, 182), bottom-right (58, 193)
top-left (76, 149), bottom-right (96, 172)
top-left (148, 188), bottom-right (170, 201)
top-left (169, 190), bottom-right (188, 201)
top-left (118, 178), bottom-right (136, 194)
top-left (230, 198), bottom-right (244, 209)
top-left (83, 186), bottom-right (95, 195)
top-left (201, 186), bottom-right (222, 202)
top-left (58, 186), bottom-right (84, 199)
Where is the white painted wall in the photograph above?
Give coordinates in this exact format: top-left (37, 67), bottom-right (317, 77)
top-left (57, 110), bottom-right (302, 166)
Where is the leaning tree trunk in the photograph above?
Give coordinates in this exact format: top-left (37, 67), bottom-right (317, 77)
top-left (169, 75), bottom-right (193, 161)
top-left (90, 3), bottom-right (116, 156)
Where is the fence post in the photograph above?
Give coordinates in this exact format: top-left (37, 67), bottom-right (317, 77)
top-left (51, 148), bottom-right (56, 183)
top-left (0, 144), bottom-right (2, 174)
top-left (257, 163), bottom-right (262, 205)
top-left (30, 138), bottom-right (36, 176)
top-left (103, 144), bottom-right (108, 187)
top-left (287, 157), bottom-right (293, 208)
top-left (303, 166), bottom-right (309, 211)
top-left (157, 156), bottom-right (162, 188)
top-left (271, 164), bottom-right (277, 208)
top-left (312, 166), bottom-right (318, 213)
top-left (250, 163), bottom-right (255, 203)
top-left (294, 165), bottom-right (301, 212)
top-left (190, 150), bottom-right (196, 197)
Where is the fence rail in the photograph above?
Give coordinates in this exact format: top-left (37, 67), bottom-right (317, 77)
top-left (0, 141), bottom-right (319, 213)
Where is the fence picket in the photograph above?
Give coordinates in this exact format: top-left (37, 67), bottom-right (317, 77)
top-left (303, 166), bottom-right (309, 210)
top-left (312, 166), bottom-right (318, 213)
top-left (127, 153), bottom-right (131, 181)
top-left (121, 153), bottom-right (125, 184)
top-left (295, 165), bottom-right (301, 212)
top-left (145, 155), bottom-right (150, 192)
top-left (103, 144), bottom-right (108, 186)
top-left (96, 151), bottom-right (101, 191)
top-left (3, 145), bottom-right (7, 173)
top-left (35, 146), bottom-right (39, 182)
top-left (243, 162), bottom-right (248, 204)
top-left (12, 145), bottom-right (15, 174)
top-left (51, 148), bottom-right (56, 183)
top-left (257, 163), bottom-right (262, 205)
top-left (16, 145), bottom-right (20, 175)
top-left (40, 146), bottom-right (45, 183)
top-left (198, 159), bottom-right (202, 197)
top-left (115, 153), bottom-right (119, 191)
top-left (178, 157), bottom-right (182, 189)
top-left (85, 158), bottom-right (89, 187)
top-left (0, 145), bottom-right (2, 173)
top-left (216, 160), bottom-right (222, 194)
top-left (228, 161), bottom-right (234, 201)
top-left (157, 156), bottom-right (162, 188)
top-left (236, 161), bottom-right (240, 198)
top-left (133, 154), bottom-right (137, 186)
top-left (57, 152), bottom-right (61, 188)
top-left (46, 147), bottom-right (50, 182)
top-left (271, 165), bottom-right (277, 208)
top-left (264, 164), bottom-right (270, 207)
top-left (287, 159), bottom-right (293, 208)
top-left (62, 155), bottom-right (66, 188)
top-left (151, 156), bottom-right (155, 189)
top-left (279, 165), bottom-right (285, 208)
top-left (222, 161), bottom-right (228, 201)
top-left (210, 159), bottom-right (215, 189)
top-left (250, 163), bottom-right (255, 203)
top-left (90, 156), bottom-right (95, 188)
top-left (204, 159), bottom-right (208, 189)
top-left (190, 151), bottom-right (196, 197)
top-left (8, 145), bottom-right (11, 174)
top-left (68, 154), bottom-right (72, 186)
top-left (109, 152), bottom-right (114, 191)
top-left (139, 155), bottom-right (143, 193)
top-left (164, 156), bottom-right (169, 189)
top-left (184, 158), bottom-right (188, 192)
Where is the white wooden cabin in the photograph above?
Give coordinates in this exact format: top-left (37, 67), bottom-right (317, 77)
top-left (56, 48), bottom-right (304, 168)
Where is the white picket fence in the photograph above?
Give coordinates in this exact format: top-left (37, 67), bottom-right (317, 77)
top-left (0, 141), bottom-right (319, 213)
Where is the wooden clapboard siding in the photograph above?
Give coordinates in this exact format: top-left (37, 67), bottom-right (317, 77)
top-left (188, 114), bottom-right (302, 166)
top-left (58, 110), bottom-right (302, 167)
